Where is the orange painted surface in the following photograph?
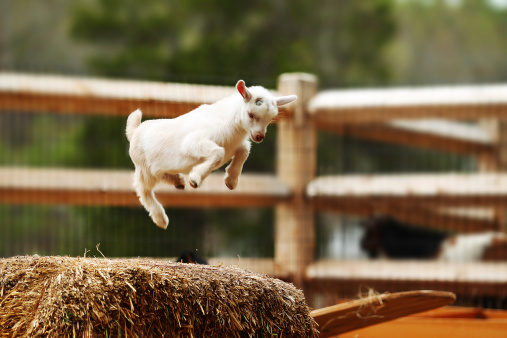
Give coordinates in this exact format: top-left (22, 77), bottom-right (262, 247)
top-left (339, 307), bottom-right (507, 338)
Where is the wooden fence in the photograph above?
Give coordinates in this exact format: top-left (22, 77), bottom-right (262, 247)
top-left (2, 72), bottom-right (507, 305)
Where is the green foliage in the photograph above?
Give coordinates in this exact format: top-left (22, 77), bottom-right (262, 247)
top-left (0, 113), bottom-right (82, 167)
top-left (387, 0), bottom-right (507, 84)
top-left (0, 113), bottom-right (130, 169)
top-left (71, 116), bottom-right (132, 168)
top-left (0, 0), bottom-right (94, 74)
top-left (0, 205), bottom-right (273, 258)
top-left (70, 0), bottom-right (396, 87)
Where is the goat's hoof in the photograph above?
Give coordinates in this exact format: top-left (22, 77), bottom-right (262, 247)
top-left (153, 213), bottom-right (169, 230)
top-left (189, 179), bottom-right (199, 189)
top-left (225, 181), bottom-right (237, 190)
top-left (224, 177), bottom-right (238, 190)
top-left (188, 173), bottom-right (202, 188)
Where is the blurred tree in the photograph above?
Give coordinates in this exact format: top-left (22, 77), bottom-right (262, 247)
top-left (0, 0), bottom-right (94, 73)
top-left (70, 0), bottom-right (395, 88)
top-left (386, 0), bottom-right (507, 85)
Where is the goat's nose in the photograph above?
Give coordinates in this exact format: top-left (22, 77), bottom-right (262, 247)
top-left (255, 134), bottom-right (265, 142)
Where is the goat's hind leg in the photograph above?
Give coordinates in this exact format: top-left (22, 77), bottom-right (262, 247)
top-left (133, 168), bottom-right (169, 229)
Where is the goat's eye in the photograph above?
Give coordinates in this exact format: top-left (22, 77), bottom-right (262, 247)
top-left (255, 99), bottom-right (263, 106)
top-left (248, 112), bottom-right (254, 119)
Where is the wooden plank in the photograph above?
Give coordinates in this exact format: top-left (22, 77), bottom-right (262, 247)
top-left (309, 84), bottom-right (507, 124)
top-left (308, 173), bottom-right (507, 209)
top-left (340, 317), bottom-right (507, 338)
top-left (311, 290), bottom-right (456, 337)
top-left (306, 259), bottom-right (507, 298)
top-left (309, 277), bottom-right (507, 302)
top-left (0, 72), bottom-right (236, 117)
top-left (322, 119), bottom-right (495, 156)
top-left (0, 167), bottom-right (290, 207)
top-left (307, 259), bottom-right (507, 283)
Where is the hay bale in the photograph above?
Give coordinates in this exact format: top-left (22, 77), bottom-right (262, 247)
top-left (0, 256), bottom-right (318, 337)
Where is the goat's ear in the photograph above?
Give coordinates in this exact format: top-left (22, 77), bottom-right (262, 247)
top-left (236, 80), bottom-right (252, 102)
top-left (276, 95), bottom-right (297, 106)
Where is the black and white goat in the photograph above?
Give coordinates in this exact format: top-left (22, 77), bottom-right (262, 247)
top-left (361, 216), bottom-right (507, 262)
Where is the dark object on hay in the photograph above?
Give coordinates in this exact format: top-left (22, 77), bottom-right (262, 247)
top-left (176, 250), bottom-right (208, 265)
top-left (0, 256), bottom-right (317, 337)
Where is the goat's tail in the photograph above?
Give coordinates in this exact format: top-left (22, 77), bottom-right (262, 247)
top-left (126, 109), bottom-right (142, 142)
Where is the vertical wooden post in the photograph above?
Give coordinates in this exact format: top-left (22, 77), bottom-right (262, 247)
top-left (275, 73), bottom-right (318, 287)
top-left (479, 119), bottom-right (507, 233)
top-left (493, 120), bottom-right (507, 233)
top-left (478, 120), bottom-right (499, 172)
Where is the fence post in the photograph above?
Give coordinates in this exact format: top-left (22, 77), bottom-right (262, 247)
top-left (275, 73), bottom-right (318, 287)
top-left (479, 120), bottom-right (507, 233)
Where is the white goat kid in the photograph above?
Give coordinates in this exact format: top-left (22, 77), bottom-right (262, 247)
top-left (126, 80), bottom-right (297, 229)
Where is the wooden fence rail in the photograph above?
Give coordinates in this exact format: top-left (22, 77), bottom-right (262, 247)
top-left (0, 168), bottom-right (290, 208)
top-left (0, 72), bottom-right (237, 118)
top-left (309, 84), bottom-right (507, 124)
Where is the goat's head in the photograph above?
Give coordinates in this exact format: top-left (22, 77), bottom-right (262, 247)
top-left (236, 80), bottom-right (297, 143)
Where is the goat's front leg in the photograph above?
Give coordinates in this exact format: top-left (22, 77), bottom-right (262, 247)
top-left (183, 137), bottom-right (225, 188)
top-left (224, 141), bottom-right (251, 190)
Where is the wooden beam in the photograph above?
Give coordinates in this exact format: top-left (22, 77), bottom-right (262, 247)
top-left (321, 119), bottom-right (495, 156)
top-left (0, 167), bottom-right (290, 207)
top-left (306, 259), bottom-right (507, 298)
top-left (309, 84), bottom-right (507, 125)
top-left (308, 173), bottom-right (507, 210)
top-left (311, 290), bottom-right (455, 337)
top-left (307, 259), bottom-right (507, 283)
top-left (0, 72), bottom-right (236, 117)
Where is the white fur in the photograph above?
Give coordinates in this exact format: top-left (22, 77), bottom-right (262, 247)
top-left (126, 80), bottom-right (297, 229)
top-left (439, 232), bottom-right (503, 262)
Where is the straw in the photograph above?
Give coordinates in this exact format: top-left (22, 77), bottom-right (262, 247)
top-left (0, 255), bottom-right (318, 337)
